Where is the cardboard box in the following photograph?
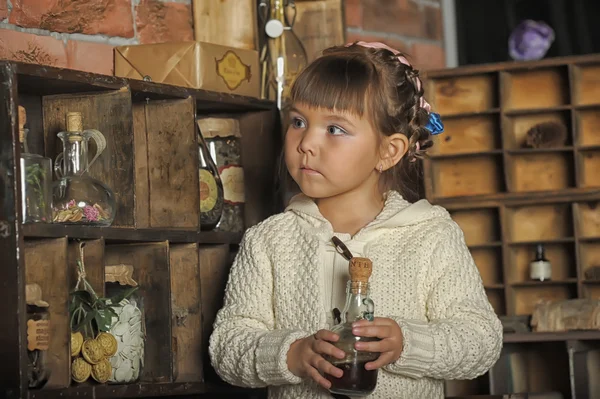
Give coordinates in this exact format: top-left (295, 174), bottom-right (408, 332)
top-left (115, 41), bottom-right (260, 97)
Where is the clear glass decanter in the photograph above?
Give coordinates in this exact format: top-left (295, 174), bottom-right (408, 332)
top-left (324, 257), bottom-right (379, 397)
top-left (260, 0), bottom-right (308, 111)
top-left (52, 112), bottom-right (116, 226)
top-left (18, 106), bottom-right (52, 224)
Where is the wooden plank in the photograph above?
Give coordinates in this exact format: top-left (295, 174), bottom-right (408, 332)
top-left (143, 98), bottom-right (199, 228)
top-left (21, 223), bottom-right (243, 244)
top-left (67, 239), bottom-right (105, 297)
top-left (198, 244), bottom-right (231, 382)
top-left (104, 242), bottom-right (173, 383)
top-left (502, 68), bottom-right (569, 111)
top-left (24, 238), bottom-right (70, 389)
top-left (0, 61), bottom-right (28, 399)
top-left (431, 156), bottom-right (504, 198)
top-left (239, 110), bottom-right (280, 227)
top-left (428, 74), bottom-right (498, 116)
top-left (295, 0), bottom-right (345, 62)
top-left (429, 114), bottom-right (501, 156)
top-left (42, 88), bottom-right (135, 227)
top-left (192, 0), bottom-right (257, 50)
top-left (506, 152), bottom-right (574, 193)
top-left (170, 243), bottom-right (203, 382)
top-left (132, 103), bottom-right (150, 228)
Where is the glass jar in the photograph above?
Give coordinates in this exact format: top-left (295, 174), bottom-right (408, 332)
top-left (18, 106), bottom-right (52, 224)
top-left (196, 120), bottom-right (224, 230)
top-left (197, 117), bottom-right (245, 233)
top-left (26, 284), bottom-right (51, 389)
top-left (105, 264), bottom-right (145, 384)
top-left (52, 112), bottom-right (116, 226)
top-left (324, 258), bottom-right (379, 397)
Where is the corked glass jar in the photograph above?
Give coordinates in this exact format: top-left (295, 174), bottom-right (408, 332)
top-left (26, 283), bottom-right (51, 389)
top-left (324, 257), bottom-right (379, 397)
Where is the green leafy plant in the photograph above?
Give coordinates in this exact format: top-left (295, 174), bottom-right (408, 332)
top-left (25, 163), bottom-right (47, 218)
top-left (70, 257), bottom-right (138, 339)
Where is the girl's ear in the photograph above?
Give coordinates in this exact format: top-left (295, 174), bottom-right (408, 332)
top-left (379, 133), bottom-right (409, 171)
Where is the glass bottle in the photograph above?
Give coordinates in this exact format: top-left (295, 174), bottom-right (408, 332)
top-left (18, 106), bottom-right (52, 224)
top-left (26, 283), bottom-right (51, 389)
top-left (324, 257), bottom-right (379, 397)
top-left (260, 0), bottom-right (308, 111)
top-left (530, 243), bottom-right (552, 281)
top-left (196, 120), bottom-right (224, 230)
top-left (52, 112), bottom-right (116, 226)
top-left (197, 117), bottom-right (245, 233)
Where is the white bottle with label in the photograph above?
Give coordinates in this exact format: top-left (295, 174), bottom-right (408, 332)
top-left (530, 244), bottom-right (552, 281)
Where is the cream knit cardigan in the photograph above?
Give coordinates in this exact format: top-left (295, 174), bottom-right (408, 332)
top-left (209, 191), bottom-right (503, 399)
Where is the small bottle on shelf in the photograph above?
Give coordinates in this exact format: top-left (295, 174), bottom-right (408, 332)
top-left (529, 243), bottom-right (552, 281)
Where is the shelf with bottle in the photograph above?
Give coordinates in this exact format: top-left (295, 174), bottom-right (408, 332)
top-left (507, 242), bottom-right (577, 285)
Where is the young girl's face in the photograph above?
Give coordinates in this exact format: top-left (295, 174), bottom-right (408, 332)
top-left (285, 102), bottom-right (381, 200)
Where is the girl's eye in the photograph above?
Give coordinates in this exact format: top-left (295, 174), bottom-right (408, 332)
top-left (327, 125), bottom-right (347, 136)
top-left (291, 117), bottom-right (306, 129)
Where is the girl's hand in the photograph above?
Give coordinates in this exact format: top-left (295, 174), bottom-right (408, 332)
top-left (352, 317), bottom-right (404, 370)
top-left (286, 329), bottom-right (346, 389)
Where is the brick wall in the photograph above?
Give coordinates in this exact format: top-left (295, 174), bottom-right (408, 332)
top-left (345, 0), bottom-right (445, 70)
top-left (0, 0), bottom-right (445, 76)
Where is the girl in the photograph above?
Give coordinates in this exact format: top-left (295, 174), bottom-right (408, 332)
top-left (209, 42), bottom-right (503, 399)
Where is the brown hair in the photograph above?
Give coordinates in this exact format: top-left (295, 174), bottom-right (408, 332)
top-left (286, 43), bottom-right (432, 201)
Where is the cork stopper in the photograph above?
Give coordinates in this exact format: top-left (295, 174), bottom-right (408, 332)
top-left (26, 283), bottom-right (49, 308)
top-left (18, 106), bottom-right (26, 143)
top-left (66, 112), bottom-right (83, 132)
top-left (349, 257), bottom-right (372, 294)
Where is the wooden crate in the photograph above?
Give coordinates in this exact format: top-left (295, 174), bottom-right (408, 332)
top-left (295, 0), bottom-right (345, 62)
top-left (424, 55), bottom-right (600, 397)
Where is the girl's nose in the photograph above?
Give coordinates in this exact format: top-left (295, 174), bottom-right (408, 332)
top-left (298, 128), bottom-right (318, 155)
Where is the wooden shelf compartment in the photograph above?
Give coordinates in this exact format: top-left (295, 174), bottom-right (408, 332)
top-left (444, 374), bottom-right (490, 397)
top-left (506, 242), bottom-right (577, 284)
top-left (578, 240), bottom-right (600, 287)
top-left (428, 154), bottom-right (505, 198)
top-left (450, 207), bottom-right (501, 246)
top-left (572, 62), bottom-right (600, 106)
top-left (427, 73), bottom-right (499, 116)
top-left (428, 114), bottom-right (501, 156)
top-left (501, 110), bottom-right (571, 150)
top-left (583, 283), bottom-right (600, 300)
top-left (574, 201), bottom-right (600, 238)
top-left (511, 284), bottom-right (577, 316)
top-left (574, 107), bottom-right (600, 147)
top-left (470, 247), bottom-right (504, 288)
top-left (504, 203), bottom-right (574, 244)
top-left (501, 67), bottom-right (570, 112)
top-left (492, 342), bottom-right (571, 397)
top-left (486, 288), bottom-right (506, 316)
top-left (505, 150), bottom-right (575, 193)
top-left (576, 149), bottom-right (600, 188)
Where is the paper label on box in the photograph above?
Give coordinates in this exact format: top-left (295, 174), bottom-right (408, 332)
top-left (219, 165), bottom-right (245, 204)
top-left (215, 50), bottom-right (252, 91)
top-left (27, 319), bottom-right (50, 351)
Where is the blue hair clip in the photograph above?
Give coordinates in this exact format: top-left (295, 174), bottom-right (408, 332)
top-left (425, 112), bottom-right (444, 135)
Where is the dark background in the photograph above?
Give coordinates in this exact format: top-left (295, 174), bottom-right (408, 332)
top-left (456, 0), bottom-right (600, 66)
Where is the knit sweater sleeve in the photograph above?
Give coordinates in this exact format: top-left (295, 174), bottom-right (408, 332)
top-left (384, 221), bottom-right (503, 380)
top-left (208, 227), bottom-right (310, 388)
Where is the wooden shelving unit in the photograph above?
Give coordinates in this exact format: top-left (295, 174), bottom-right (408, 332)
top-left (424, 54), bottom-right (600, 398)
top-left (0, 61), bottom-right (278, 399)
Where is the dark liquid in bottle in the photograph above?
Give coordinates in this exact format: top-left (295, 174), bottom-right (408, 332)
top-left (327, 359), bottom-right (378, 396)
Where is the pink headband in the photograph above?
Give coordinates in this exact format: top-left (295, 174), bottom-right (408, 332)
top-left (352, 41), bottom-right (432, 113)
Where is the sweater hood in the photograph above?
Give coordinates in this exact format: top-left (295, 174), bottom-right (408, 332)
top-left (284, 190), bottom-right (449, 241)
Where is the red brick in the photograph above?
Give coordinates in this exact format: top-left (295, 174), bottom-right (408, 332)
top-left (410, 42), bottom-right (445, 71)
top-left (344, 0), bottom-right (362, 28)
top-left (66, 40), bottom-right (114, 75)
top-left (345, 32), bottom-right (410, 54)
top-left (362, 0), bottom-right (423, 38)
top-left (0, 0), bottom-right (8, 20)
top-left (423, 6), bottom-right (443, 40)
top-left (136, 0), bottom-right (193, 44)
top-left (10, 0), bottom-right (134, 38)
top-left (0, 28), bottom-right (67, 67)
